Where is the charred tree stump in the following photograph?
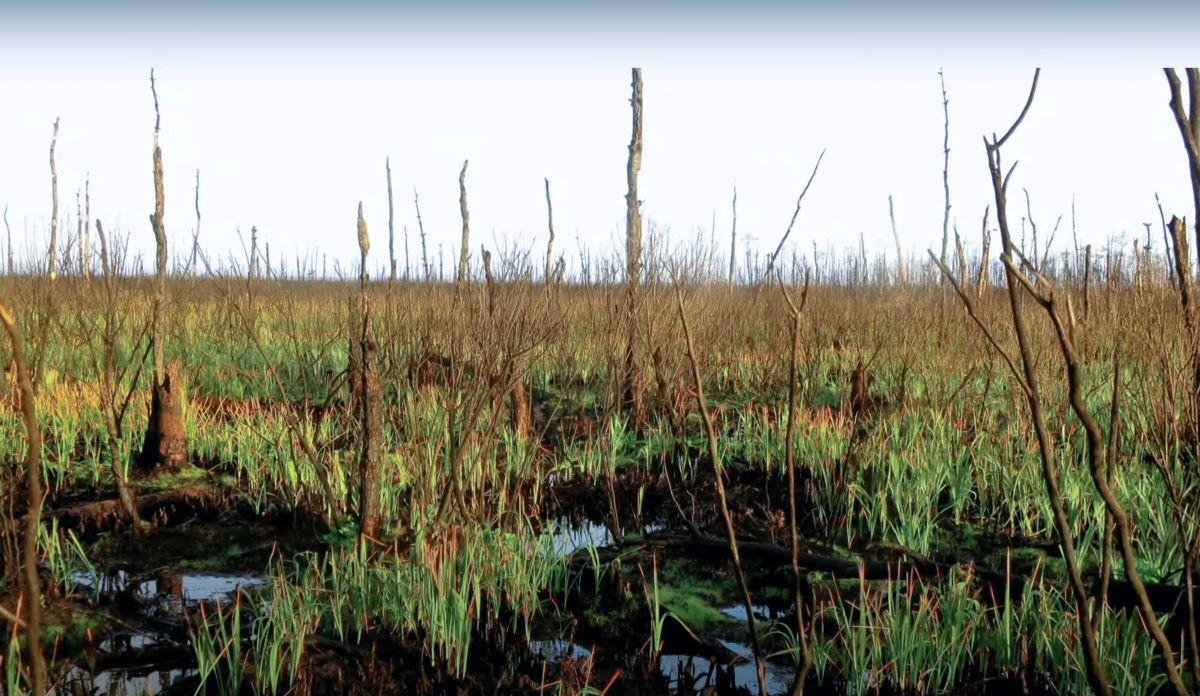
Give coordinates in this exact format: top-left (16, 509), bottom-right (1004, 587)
top-left (357, 322), bottom-right (382, 539)
top-left (139, 360), bottom-right (188, 472)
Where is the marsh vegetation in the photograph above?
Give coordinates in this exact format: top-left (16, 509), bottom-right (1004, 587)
top-left (1, 68), bottom-right (1200, 696)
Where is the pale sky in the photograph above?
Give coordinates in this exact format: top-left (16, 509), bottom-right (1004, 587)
top-left (1, 2), bottom-right (1197, 278)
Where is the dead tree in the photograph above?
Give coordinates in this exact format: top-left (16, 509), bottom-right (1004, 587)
top-left (189, 170), bottom-right (201, 277)
top-left (414, 188), bottom-right (429, 280)
top-left (457, 159), bottom-right (470, 284)
top-left (139, 69), bottom-right (188, 473)
top-left (1165, 69), bottom-right (1200, 273)
top-left (889, 195), bottom-right (906, 284)
top-left (621, 68), bottom-right (644, 415)
top-left (4, 204), bottom-right (11, 274)
top-left (977, 206), bottom-right (991, 299)
top-left (729, 186), bottom-right (738, 288)
top-left (250, 226), bottom-right (260, 282)
top-left (387, 157), bottom-right (396, 284)
top-left (939, 69), bottom-right (952, 269)
top-left (48, 118), bottom-right (59, 281)
top-left (82, 175), bottom-right (91, 279)
top-left (544, 177), bottom-right (555, 283)
top-left (355, 202), bottom-right (382, 538)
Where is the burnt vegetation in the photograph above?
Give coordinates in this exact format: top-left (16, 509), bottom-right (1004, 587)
top-left (1, 67), bottom-right (1200, 696)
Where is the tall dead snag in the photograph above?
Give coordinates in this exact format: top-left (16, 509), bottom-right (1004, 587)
top-left (457, 159), bottom-right (470, 284)
top-left (82, 176), bottom-right (91, 279)
top-left (1168, 215), bottom-right (1200, 444)
top-left (4, 204), bottom-right (12, 274)
top-left (1171, 216), bottom-right (1194, 327)
top-left (250, 226), bottom-right (260, 282)
top-left (954, 224), bottom-right (967, 286)
top-left (939, 69), bottom-right (952, 269)
top-left (977, 206), bottom-right (991, 299)
top-left (729, 186), bottom-right (738, 288)
top-left (888, 195), bottom-right (906, 284)
top-left (1165, 69), bottom-right (1200, 273)
top-left (1083, 244), bottom-right (1093, 322)
top-left (0, 301), bottom-right (46, 696)
top-left (48, 118), bottom-right (59, 281)
top-left (414, 188), bottom-right (429, 280)
top-left (386, 157), bottom-right (396, 284)
top-left (621, 67), bottom-right (644, 415)
top-left (139, 69), bottom-right (188, 473)
top-left (544, 177), bottom-right (555, 283)
top-left (979, 68), bottom-right (1113, 696)
top-left (189, 170), bottom-right (201, 277)
top-left (355, 202), bottom-right (382, 538)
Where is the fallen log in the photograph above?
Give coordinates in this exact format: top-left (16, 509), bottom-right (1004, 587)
top-left (586, 532), bottom-right (1197, 618)
top-left (46, 486), bottom-right (216, 534)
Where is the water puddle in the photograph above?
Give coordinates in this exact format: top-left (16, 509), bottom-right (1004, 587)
top-left (52, 665), bottom-right (196, 696)
top-left (661, 643), bottom-right (795, 694)
top-left (72, 568), bottom-right (268, 615)
top-left (551, 517), bottom-right (670, 555)
top-left (531, 638), bottom-right (593, 662)
top-left (552, 520), bottom-right (614, 554)
top-left (719, 603), bottom-right (777, 623)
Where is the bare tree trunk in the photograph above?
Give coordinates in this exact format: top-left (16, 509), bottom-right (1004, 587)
top-left (729, 186), bottom-right (738, 288)
top-left (346, 296), bottom-right (360, 410)
top-left (457, 160), bottom-right (470, 284)
top-left (1158, 193), bottom-right (1175, 288)
top-left (481, 246), bottom-right (495, 314)
top-left (355, 202), bottom-right (382, 538)
top-left (82, 176), bottom-right (91, 279)
top-left (1084, 244), bottom-right (1093, 322)
top-left (4, 204), bottom-right (11, 274)
top-left (544, 177), bottom-right (555, 283)
top-left (250, 226), bottom-right (259, 282)
top-left (978, 206), bottom-right (991, 299)
top-left (939, 69), bottom-right (952, 268)
top-left (1170, 216), bottom-right (1200, 440)
top-left (1024, 189), bottom-right (1042, 269)
top-left (74, 190), bottom-right (82, 276)
top-left (190, 170), bottom-right (201, 277)
top-left (889, 195), bottom-right (906, 284)
top-left (386, 157), bottom-right (396, 284)
top-left (954, 224), bottom-right (967, 286)
top-left (414, 188), bottom-right (429, 281)
top-left (48, 118), bottom-right (59, 281)
top-left (622, 68), bottom-right (644, 414)
top-left (140, 69), bottom-right (188, 474)
top-left (1165, 69), bottom-right (1200, 275)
